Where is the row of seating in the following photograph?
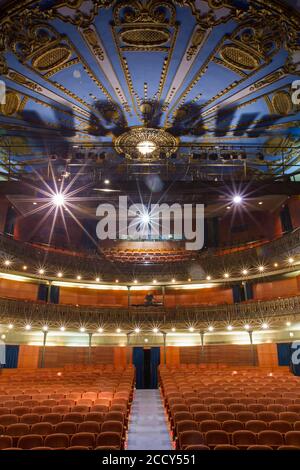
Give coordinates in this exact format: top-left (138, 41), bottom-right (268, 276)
top-left (177, 429), bottom-right (300, 450)
top-left (0, 411), bottom-right (126, 426)
top-left (0, 432), bottom-right (122, 450)
top-left (0, 404), bottom-right (128, 414)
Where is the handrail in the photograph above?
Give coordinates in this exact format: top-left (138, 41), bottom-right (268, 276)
top-left (0, 295), bottom-right (298, 328)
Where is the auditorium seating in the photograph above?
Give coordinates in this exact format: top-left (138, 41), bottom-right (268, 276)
top-left (0, 366), bottom-right (134, 450)
top-left (160, 365), bottom-right (300, 450)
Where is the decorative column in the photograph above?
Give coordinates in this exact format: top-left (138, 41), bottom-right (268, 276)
top-left (127, 286), bottom-right (131, 307)
top-left (88, 332), bottom-right (93, 364)
top-left (163, 332), bottom-right (167, 365)
top-left (40, 330), bottom-right (48, 368)
top-left (200, 331), bottom-right (205, 364)
top-left (248, 330), bottom-right (256, 366)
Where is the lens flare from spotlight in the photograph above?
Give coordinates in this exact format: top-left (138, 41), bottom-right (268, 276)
top-left (52, 193), bottom-right (65, 207)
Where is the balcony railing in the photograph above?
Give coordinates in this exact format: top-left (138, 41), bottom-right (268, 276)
top-left (0, 295), bottom-right (298, 328)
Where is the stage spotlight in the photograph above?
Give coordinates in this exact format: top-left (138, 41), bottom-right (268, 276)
top-left (8, 324), bottom-right (14, 330)
top-left (227, 325), bottom-right (233, 331)
top-left (98, 327), bottom-right (104, 333)
top-left (42, 325), bottom-right (48, 332)
top-left (189, 327), bottom-right (195, 332)
top-left (233, 195), bottom-right (242, 204)
top-left (80, 327), bottom-right (86, 332)
top-left (134, 328), bottom-right (141, 334)
top-left (116, 328), bottom-right (121, 333)
top-left (52, 192), bottom-right (65, 207)
top-left (244, 324), bottom-right (251, 330)
top-left (208, 326), bottom-right (214, 332)
top-left (60, 326), bottom-right (66, 332)
top-left (153, 327), bottom-right (159, 334)
top-left (25, 324), bottom-right (31, 331)
top-left (261, 323), bottom-right (269, 330)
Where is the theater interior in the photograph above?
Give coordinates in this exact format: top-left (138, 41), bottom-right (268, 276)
top-left (0, 0), bottom-right (300, 453)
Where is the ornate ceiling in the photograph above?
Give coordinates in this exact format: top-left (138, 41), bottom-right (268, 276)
top-left (0, 0), bottom-right (299, 178)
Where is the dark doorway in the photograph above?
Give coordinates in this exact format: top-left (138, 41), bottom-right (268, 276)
top-left (132, 347), bottom-right (160, 389)
top-left (143, 349), bottom-right (151, 389)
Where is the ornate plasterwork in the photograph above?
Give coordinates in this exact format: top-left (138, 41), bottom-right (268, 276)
top-left (114, 127), bottom-right (179, 161)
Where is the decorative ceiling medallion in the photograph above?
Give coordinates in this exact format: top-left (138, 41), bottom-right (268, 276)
top-left (120, 27), bottom-right (170, 47)
top-left (114, 127), bottom-right (179, 161)
top-left (0, 92), bottom-right (20, 116)
top-left (272, 91), bottom-right (293, 115)
top-left (219, 45), bottom-right (260, 71)
top-left (32, 46), bottom-right (72, 71)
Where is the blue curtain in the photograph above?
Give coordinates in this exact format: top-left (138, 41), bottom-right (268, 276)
top-left (277, 343), bottom-right (292, 366)
top-left (245, 282), bottom-right (253, 300)
top-left (150, 347), bottom-right (160, 389)
top-left (133, 347), bottom-right (144, 389)
top-left (37, 284), bottom-right (48, 301)
top-left (4, 345), bottom-right (19, 368)
top-left (50, 286), bottom-right (60, 304)
top-left (232, 285), bottom-right (241, 303)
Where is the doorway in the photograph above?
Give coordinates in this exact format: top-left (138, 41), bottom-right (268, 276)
top-left (132, 347), bottom-right (160, 389)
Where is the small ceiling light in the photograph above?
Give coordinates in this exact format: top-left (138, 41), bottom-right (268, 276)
top-left (206, 275), bottom-right (211, 281)
top-left (171, 327), bottom-right (176, 332)
top-left (226, 206), bottom-right (231, 210)
top-left (33, 202), bottom-right (37, 205)
top-left (42, 325), bottom-right (48, 332)
top-left (22, 265), bottom-right (27, 270)
top-left (4, 260), bottom-right (11, 266)
top-left (227, 325), bottom-right (233, 331)
top-left (38, 268), bottom-right (45, 275)
top-left (288, 257), bottom-right (294, 264)
top-left (189, 327), bottom-right (195, 332)
top-left (144, 338), bottom-right (149, 343)
top-left (115, 279), bottom-right (119, 283)
top-left (224, 273), bottom-right (230, 279)
top-left (137, 141), bottom-right (156, 155)
top-left (233, 195), bottom-right (242, 204)
top-left (8, 324), bottom-right (13, 329)
top-left (153, 279), bottom-right (157, 284)
top-left (60, 326), bottom-right (65, 332)
top-left (208, 325), bottom-right (214, 332)
top-left (152, 327), bottom-right (159, 334)
top-left (98, 327), bottom-right (104, 333)
top-left (258, 265), bottom-right (265, 272)
top-left (77, 275), bottom-right (82, 280)
top-left (57, 272), bottom-right (63, 278)
top-left (79, 327), bottom-right (86, 333)
top-left (1, 334), bottom-right (6, 340)
top-left (25, 324), bottom-right (31, 331)
top-left (274, 262), bottom-right (278, 268)
top-left (95, 277), bottom-right (100, 282)
top-left (171, 278), bottom-right (176, 283)
top-left (258, 201), bottom-right (263, 205)
top-left (242, 269), bottom-right (248, 275)
top-left (244, 324), bottom-right (251, 330)
top-left (261, 323), bottom-right (269, 330)
top-left (116, 328), bottom-right (121, 333)
top-left (133, 279), bottom-right (138, 284)
top-left (188, 278), bottom-right (191, 282)
top-left (286, 321), bottom-right (292, 327)
top-left (134, 328), bottom-right (140, 334)
top-left (52, 192), bottom-right (65, 207)
top-left (104, 179), bottom-right (110, 185)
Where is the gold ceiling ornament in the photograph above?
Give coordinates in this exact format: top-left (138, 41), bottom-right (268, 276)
top-left (113, 0), bottom-right (176, 49)
top-left (0, 92), bottom-right (21, 116)
top-left (32, 46), bottom-right (72, 71)
top-left (272, 91), bottom-right (293, 116)
top-left (114, 127), bottom-right (179, 161)
top-left (81, 28), bottom-right (104, 61)
top-left (186, 28), bottom-right (205, 61)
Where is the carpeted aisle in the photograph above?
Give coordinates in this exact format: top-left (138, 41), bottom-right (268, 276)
top-left (127, 389), bottom-right (173, 450)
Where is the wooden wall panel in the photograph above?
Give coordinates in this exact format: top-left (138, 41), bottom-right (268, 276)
top-left (0, 279), bottom-right (38, 300)
top-left (165, 346), bottom-right (180, 366)
top-left (41, 346), bottom-right (116, 368)
top-left (114, 347), bottom-right (127, 368)
top-left (59, 287), bottom-right (128, 307)
top-left (179, 345), bottom-right (257, 366)
top-left (164, 287), bottom-right (233, 307)
top-left (253, 278), bottom-right (299, 300)
top-left (18, 345), bottom-right (40, 368)
top-left (257, 343), bottom-right (278, 367)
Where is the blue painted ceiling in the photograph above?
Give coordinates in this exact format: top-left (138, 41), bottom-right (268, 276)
top-left (0, 0), bottom-right (299, 179)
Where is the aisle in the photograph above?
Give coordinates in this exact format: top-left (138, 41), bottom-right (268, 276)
top-left (127, 389), bottom-right (173, 450)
